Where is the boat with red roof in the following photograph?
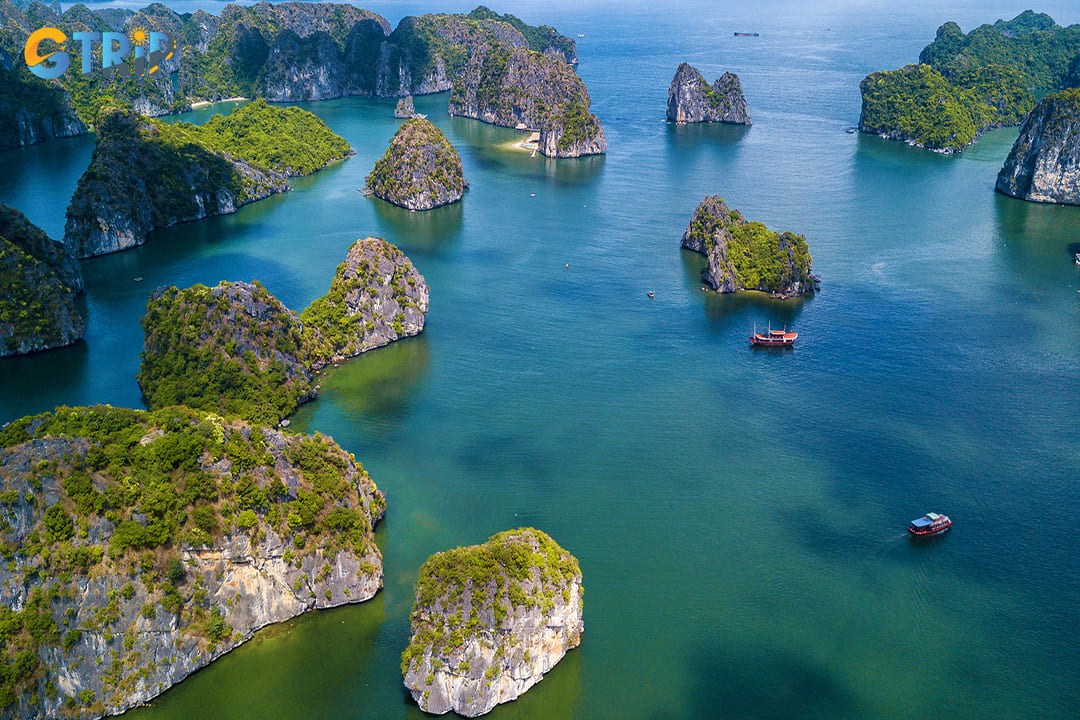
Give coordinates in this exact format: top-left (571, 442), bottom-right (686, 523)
top-left (908, 512), bottom-right (952, 537)
top-left (750, 324), bottom-right (797, 347)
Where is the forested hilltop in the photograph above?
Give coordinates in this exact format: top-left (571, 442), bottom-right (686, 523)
top-left (0, 1), bottom-right (578, 149)
top-left (859, 11), bottom-right (1080, 153)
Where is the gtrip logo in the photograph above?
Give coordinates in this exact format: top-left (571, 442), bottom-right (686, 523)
top-left (24, 26), bottom-right (177, 80)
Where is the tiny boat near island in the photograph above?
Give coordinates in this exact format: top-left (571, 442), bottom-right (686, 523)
top-left (750, 323), bottom-right (797, 347)
top-left (908, 512), bottom-right (952, 537)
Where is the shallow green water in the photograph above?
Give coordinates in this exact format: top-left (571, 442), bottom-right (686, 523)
top-left (3, 1), bottom-right (1080, 718)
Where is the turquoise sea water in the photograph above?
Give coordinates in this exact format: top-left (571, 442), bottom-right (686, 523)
top-left (3, 1), bottom-right (1080, 718)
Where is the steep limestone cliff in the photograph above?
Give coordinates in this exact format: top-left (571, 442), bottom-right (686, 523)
top-left (682, 196), bottom-right (817, 298)
top-left (63, 110), bottom-right (286, 258)
top-left (0, 405), bottom-right (385, 719)
top-left (666, 64), bottom-right (751, 125)
top-left (401, 528), bottom-right (583, 717)
top-left (449, 43), bottom-right (605, 157)
top-left (995, 89), bottom-right (1080, 204)
top-left (63, 101), bottom-right (351, 258)
top-left (0, 204), bottom-right (85, 357)
top-left (365, 119), bottom-right (467, 210)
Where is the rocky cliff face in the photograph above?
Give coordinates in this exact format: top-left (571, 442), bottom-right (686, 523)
top-left (449, 44), bottom-right (606, 157)
top-left (996, 89), bottom-right (1080, 204)
top-left (139, 238), bottom-right (428, 426)
top-left (0, 405), bottom-right (385, 719)
top-left (0, 204), bottom-right (85, 357)
top-left (365, 119), bottom-right (466, 210)
top-left (401, 528), bottom-right (583, 717)
top-left (682, 195), bottom-right (817, 298)
top-left (64, 110), bottom-right (287, 258)
top-left (0, 68), bottom-right (87, 152)
top-left (395, 95), bottom-right (417, 118)
top-left (667, 64), bottom-right (751, 125)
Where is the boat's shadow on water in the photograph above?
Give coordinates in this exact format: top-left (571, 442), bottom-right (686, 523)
top-left (680, 249), bottom-right (810, 330)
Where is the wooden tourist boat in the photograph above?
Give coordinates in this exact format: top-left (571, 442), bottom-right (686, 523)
top-left (908, 512), bottom-right (952, 537)
top-left (750, 324), bottom-right (797, 346)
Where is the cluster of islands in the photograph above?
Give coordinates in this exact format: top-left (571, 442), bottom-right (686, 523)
top-left (1, 1), bottom-right (1080, 718)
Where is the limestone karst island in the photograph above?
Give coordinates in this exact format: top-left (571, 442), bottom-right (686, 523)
top-left (2, 1), bottom-right (1080, 719)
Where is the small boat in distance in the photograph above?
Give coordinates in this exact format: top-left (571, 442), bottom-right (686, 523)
top-left (908, 512), bottom-right (952, 537)
top-left (734, 32), bottom-right (760, 37)
top-left (750, 323), bottom-right (797, 346)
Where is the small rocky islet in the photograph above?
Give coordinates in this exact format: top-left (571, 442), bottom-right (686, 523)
top-left (996, 89), bottom-right (1080, 205)
top-left (0, 405), bottom-right (385, 718)
top-left (402, 528), bottom-right (583, 717)
top-left (395, 95), bottom-right (418, 119)
top-left (682, 196), bottom-right (817, 299)
top-left (365, 119), bottom-right (468, 210)
top-left (0, 204), bottom-right (85, 358)
top-left (139, 237), bottom-right (429, 426)
top-left (666, 63), bottom-right (751, 125)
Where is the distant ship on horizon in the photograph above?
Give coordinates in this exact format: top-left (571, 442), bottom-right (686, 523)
top-left (734, 32), bottom-right (760, 37)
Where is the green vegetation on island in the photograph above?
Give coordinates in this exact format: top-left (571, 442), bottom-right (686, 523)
top-left (365, 119), bottom-right (466, 210)
top-left (858, 63), bottom-right (1033, 153)
top-left (139, 239), bottom-right (429, 427)
top-left (0, 404), bottom-right (384, 716)
top-left (859, 11), bottom-right (1080, 152)
top-left (138, 282), bottom-right (315, 427)
top-left (0, 204), bottom-right (85, 357)
top-left (466, 6), bottom-right (576, 62)
top-left (682, 196), bottom-right (816, 298)
top-left (919, 11), bottom-right (1080, 89)
top-left (196, 99), bottom-right (354, 176)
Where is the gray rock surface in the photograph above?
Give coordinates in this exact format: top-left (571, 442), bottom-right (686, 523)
top-left (307, 237), bottom-right (430, 361)
top-left (63, 111), bottom-right (287, 258)
top-left (402, 529), bottom-right (583, 717)
top-left (0, 414), bottom-right (385, 719)
top-left (996, 89), bottom-right (1080, 205)
top-left (667, 63), bottom-right (751, 125)
top-left (365, 119), bottom-right (466, 210)
top-left (395, 95), bottom-right (417, 118)
top-left (449, 44), bottom-right (606, 158)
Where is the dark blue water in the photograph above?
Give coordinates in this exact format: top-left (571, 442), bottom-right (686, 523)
top-left (4, 1), bottom-right (1080, 718)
